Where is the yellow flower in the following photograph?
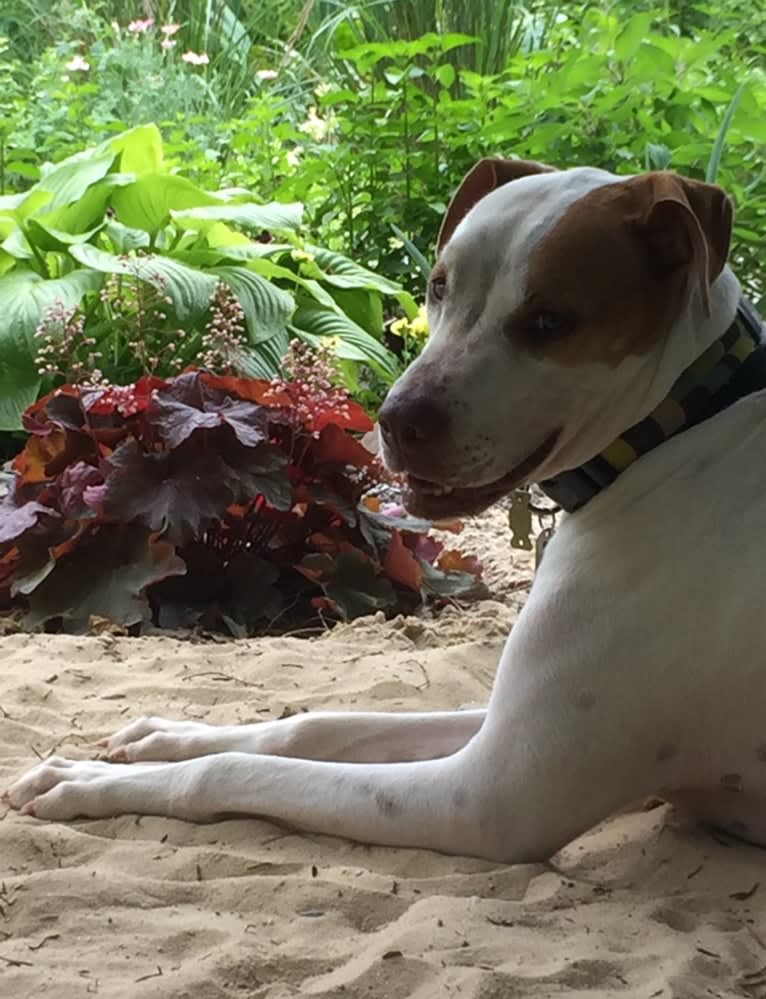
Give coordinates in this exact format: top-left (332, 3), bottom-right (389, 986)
top-left (390, 305), bottom-right (429, 340)
top-left (290, 248), bottom-right (315, 263)
top-left (390, 316), bottom-right (409, 337)
top-left (409, 305), bottom-right (429, 338)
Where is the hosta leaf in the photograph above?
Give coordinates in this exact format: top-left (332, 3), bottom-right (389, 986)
top-left (108, 124), bottom-right (164, 175)
top-left (25, 220), bottom-right (104, 252)
top-left (24, 524), bottom-right (186, 631)
top-left (236, 328), bottom-right (290, 378)
top-left (0, 364), bottom-right (40, 431)
top-left (33, 176), bottom-right (134, 237)
top-left (69, 245), bottom-right (216, 321)
top-left (0, 269), bottom-right (102, 358)
top-left (104, 219), bottom-right (152, 252)
top-left (304, 244), bottom-right (402, 295)
top-left (291, 305), bottom-right (398, 376)
top-left (210, 265), bottom-right (294, 344)
top-left (111, 174), bottom-right (220, 234)
top-left (172, 201), bottom-right (304, 233)
top-left (35, 150), bottom-right (117, 210)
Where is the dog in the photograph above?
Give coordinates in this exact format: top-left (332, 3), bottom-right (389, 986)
top-left (6, 158), bottom-right (766, 863)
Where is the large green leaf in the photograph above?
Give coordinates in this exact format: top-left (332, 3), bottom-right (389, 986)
top-left (108, 124), bottom-right (164, 175)
top-left (35, 150), bottom-right (117, 211)
top-left (304, 245), bottom-right (402, 295)
top-left (0, 269), bottom-right (102, 355)
top-left (0, 269), bottom-right (101, 430)
top-left (237, 328), bottom-right (290, 378)
top-left (210, 266), bottom-right (294, 344)
top-left (26, 220), bottom-right (104, 253)
top-left (111, 174), bottom-right (220, 234)
top-left (291, 305), bottom-right (398, 377)
top-left (33, 175), bottom-right (134, 237)
top-left (69, 245), bottom-right (217, 322)
top-left (0, 189), bottom-right (59, 223)
top-left (0, 364), bottom-right (40, 431)
top-left (172, 201), bottom-right (304, 234)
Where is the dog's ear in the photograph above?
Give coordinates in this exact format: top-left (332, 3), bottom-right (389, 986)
top-left (630, 172), bottom-right (733, 317)
top-left (437, 158), bottom-right (555, 253)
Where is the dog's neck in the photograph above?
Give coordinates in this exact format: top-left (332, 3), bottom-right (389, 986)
top-left (539, 271), bottom-right (765, 512)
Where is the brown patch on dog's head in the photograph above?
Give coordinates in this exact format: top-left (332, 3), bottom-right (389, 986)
top-left (508, 171), bottom-right (733, 367)
top-left (437, 157), bottom-right (556, 253)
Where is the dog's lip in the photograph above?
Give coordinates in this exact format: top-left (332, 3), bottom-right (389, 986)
top-left (402, 430), bottom-right (560, 518)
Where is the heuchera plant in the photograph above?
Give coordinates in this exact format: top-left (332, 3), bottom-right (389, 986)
top-left (0, 355), bottom-right (481, 635)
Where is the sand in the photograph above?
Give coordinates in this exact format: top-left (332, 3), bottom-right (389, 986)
top-left (2, 508), bottom-right (766, 998)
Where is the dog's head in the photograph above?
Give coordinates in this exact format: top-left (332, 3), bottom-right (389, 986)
top-left (379, 158), bottom-right (736, 518)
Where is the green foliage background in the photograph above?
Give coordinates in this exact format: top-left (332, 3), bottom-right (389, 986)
top-left (0, 0), bottom-right (764, 432)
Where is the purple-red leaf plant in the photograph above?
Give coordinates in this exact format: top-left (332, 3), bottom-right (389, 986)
top-left (0, 346), bottom-right (482, 635)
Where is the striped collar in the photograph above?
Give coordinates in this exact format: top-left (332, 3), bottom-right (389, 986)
top-left (539, 300), bottom-right (766, 513)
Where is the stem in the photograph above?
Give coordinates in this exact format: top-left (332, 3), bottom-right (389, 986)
top-left (22, 225), bottom-right (50, 278)
top-left (402, 65), bottom-right (412, 210)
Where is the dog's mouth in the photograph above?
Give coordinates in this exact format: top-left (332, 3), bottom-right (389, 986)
top-left (402, 431), bottom-right (560, 519)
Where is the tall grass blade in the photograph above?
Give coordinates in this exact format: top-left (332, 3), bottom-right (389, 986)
top-left (706, 82), bottom-right (746, 184)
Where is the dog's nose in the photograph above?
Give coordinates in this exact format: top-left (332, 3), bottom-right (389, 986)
top-left (378, 396), bottom-right (448, 458)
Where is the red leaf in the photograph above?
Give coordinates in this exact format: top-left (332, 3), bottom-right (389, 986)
top-left (311, 423), bottom-right (374, 469)
top-left (58, 462), bottom-right (104, 519)
top-left (437, 548), bottom-right (483, 578)
top-left (407, 532), bottom-right (443, 565)
top-left (22, 385), bottom-right (80, 434)
top-left (383, 529), bottom-right (424, 590)
top-left (201, 371), bottom-right (292, 407)
top-left (312, 399), bottom-right (374, 433)
top-left (12, 430), bottom-right (76, 484)
top-left (85, 376), bottom-right (168, 416)
top-left (310, 596), bottom-right (336, 612)
top-left (0, 500), bottom-right (59, 545)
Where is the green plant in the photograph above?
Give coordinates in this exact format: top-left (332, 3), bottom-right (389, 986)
top-left (307, 0), bottom-right (556, 77)
top-left (0, 123), bottom-right (408, 432)
top-left (0, 360), bottom-right (480, 634)
top-left (268, 7), bottom-right (766, 300)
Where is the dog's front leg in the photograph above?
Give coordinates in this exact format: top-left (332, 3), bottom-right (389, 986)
top-left (100, 709), bottom-right (486, 764)
top-left (6, 750), bottom-right (495, 858)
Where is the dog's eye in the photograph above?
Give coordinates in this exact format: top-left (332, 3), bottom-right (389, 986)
top-left (530, 310), bottom-right (574, 338)
top-left (429, 273), bottom-right (447, 302)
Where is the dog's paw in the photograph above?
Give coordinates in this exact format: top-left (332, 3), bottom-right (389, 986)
top-left (5, 758), bottom-right (140, 820)
top-left (98, 716), bottom-right (215, 763)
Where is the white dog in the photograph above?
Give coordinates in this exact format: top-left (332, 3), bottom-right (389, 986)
top-left (7, 158), bottom-right (766, 863)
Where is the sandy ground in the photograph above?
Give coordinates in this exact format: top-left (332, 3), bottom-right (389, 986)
top-left (3, 508), bottom-right (766, 997)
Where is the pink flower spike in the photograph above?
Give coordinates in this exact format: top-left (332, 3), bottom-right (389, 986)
top-left (65, 54), bottom-right (90, 72)
top-left (161, 23), bottom-right (181, 35)
top-left (161, 38), bottom-right (176, 50)
top-left (181, 50), bottom-right (209, 65)
top-left (128, 18), bottom-right (154, 33)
